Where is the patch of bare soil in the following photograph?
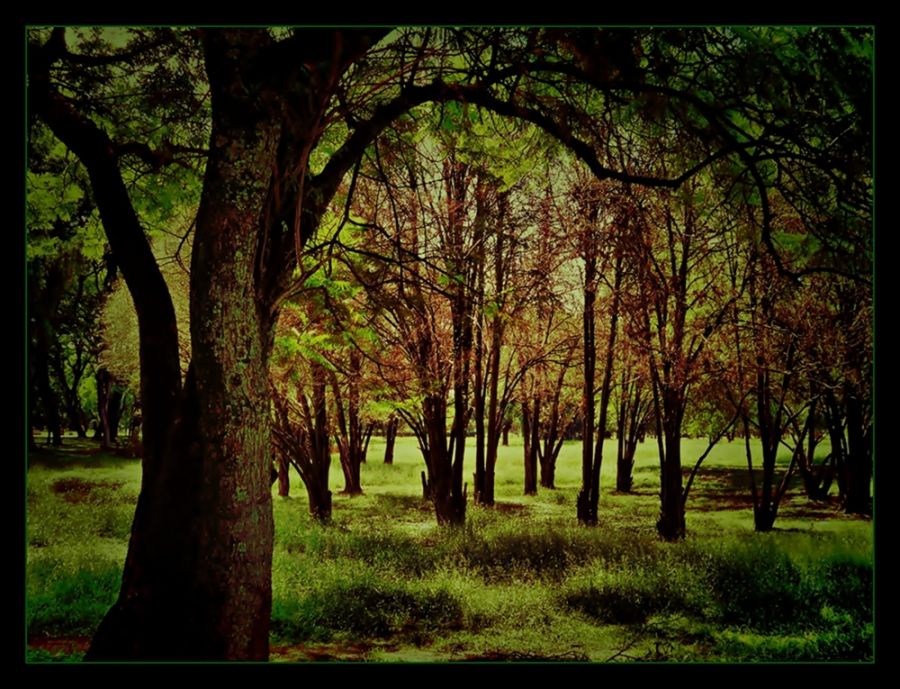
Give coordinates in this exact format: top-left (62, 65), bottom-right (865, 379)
top-left (28, 636), bottom-right (91, 656)
top-left (50, 478), bottom-right (124, 503)
top-left (460, 649), bottom-right (588, 661)
top-left (270, 642), bottom-right (373, 662)
top-left (492, 502), bottom-right (529, 514)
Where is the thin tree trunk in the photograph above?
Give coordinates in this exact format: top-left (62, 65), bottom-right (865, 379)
top-left (657, 391), bottom-right (686, 541)
top-left (483, 310), bottom-right (504, 505)
top-left (577, 246), bottom-right (597, 525)
top-left (473, 222), bottom-right (486, 504)
top-left (843, 391), bottom-right (871, 515)
top-left (35, 348), bottom-right (63, 446)
top-left (473, 328), bottom-right (486, 504)
top-left (277, 451), bottom-right (290, 497)
top-left (383, 415), bottom-right (398, 464)
top-left (96, 368), bottom-right (113, 448)
top-left (109, 387), bottom-right (124, 442)
top-left (330, 351), bottom-right (364, 496)
top-left (523, 397), bottom-right (540, 495)
top-left (587, 253), bottom-right (623, 521)
top-left (539, 350), bottom-right (571, 489)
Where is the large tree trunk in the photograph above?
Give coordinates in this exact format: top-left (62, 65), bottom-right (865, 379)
top-left (34, 27), bottom-right (398, 661)
top-left (85, 30), bottom-right (279, 660)
top-left (423, 396), bottom-right (465, 525)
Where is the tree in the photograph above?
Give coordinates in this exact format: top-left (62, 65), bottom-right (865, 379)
top-left (613, 351), bottom-right (651, 493)
top-left (351, 130), bottom-right (477, 524)
top-left (730, 249), bottom-right (805, 532)
top-left (805, 277), bottom-right (872, 514)
top-left (271, 324), bottom-right (333, 520)
top-left (505, 181), bottom-right (580, 495)
top-left (27, 123), bottom-right (107, 444)
top-left (28, 26), bottom-right (871, 658)
top-left (562, 174), bottom-right (630, 526)
top-left (383, 413), bottom-right (400, 464)
top-left (630, 169), bottom-right (748, 540)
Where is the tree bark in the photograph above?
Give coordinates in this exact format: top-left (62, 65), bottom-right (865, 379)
top-left (53, 347), bottom-right (88, 438)
top-left (523, 397), bottom-right (540, 495)
top-left (108, 387), bottom-right (124, 442)
top-left (277, 451), bottom-right (290, 497)
top-left (331, 352), bottom-right (365, 496)
top-left (383, 415), bottom-right (398, 464)
top-left (657, 390), bottom-right (686, 541)
top-left (483, 221), bottom-right (506, 505)
top-left (274, 371), bottom-right (333, 521)
top-left (84, 30), bottom-right (279, 660)
top-left (577, 244), bottom-right (597, 525)
top-left (843, 390), bottom-right (871, 515)
top-left (473, 229), bottom-right (486, 504)
top-left (96, 368), bottom-right (113, 448)
top-left (34, 341), bottom-right (63, 446)
top-left (615, 372), bottom-right (644, 493)
top-left (425, 395), bottom-right (466, 525)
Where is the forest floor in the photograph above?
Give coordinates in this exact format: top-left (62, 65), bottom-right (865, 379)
top-left (26, 435), bottom-right (873, 663)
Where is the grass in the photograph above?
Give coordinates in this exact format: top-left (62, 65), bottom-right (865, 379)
top-left (26, 434), bottom-right (873, 662)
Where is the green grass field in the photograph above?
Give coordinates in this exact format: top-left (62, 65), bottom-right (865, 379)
top-left (26, 435), bottom-right (873, 663)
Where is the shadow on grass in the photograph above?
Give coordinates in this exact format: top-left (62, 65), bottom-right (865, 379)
top-left (684, 466), bottom-right (840, 518)
top-left (29, 442), bottom-right (139, 471)
top-left (370, 493), bottom-right (433, 515)
top-left (486, 501), bottom-right (530, 515)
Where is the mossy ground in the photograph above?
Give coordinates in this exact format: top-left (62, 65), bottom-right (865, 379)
top-left (26, 435), bottom-right (873, 662)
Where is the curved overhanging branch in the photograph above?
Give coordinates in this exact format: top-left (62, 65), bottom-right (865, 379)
top-left (310, 78), bottom-right (689, 211)
top-left (28, 31), bottom-right (182, 475)
top-left (461, 56), bottom-right (867, 283)
top-left (269, 36), bottom-right (867, 302)
top-left (276, 76), bottom-right (721, 304)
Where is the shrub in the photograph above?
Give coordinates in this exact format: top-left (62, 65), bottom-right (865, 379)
top-left (271, 579), bottom-right (463, 642)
